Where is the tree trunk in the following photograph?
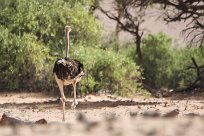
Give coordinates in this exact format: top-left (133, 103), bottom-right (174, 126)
top-left (115, 8), bottom-right (123, 52)
top-left (135, 33), bottom-right (143, 66)
top-left (115, 9), bottom-right (122, 38)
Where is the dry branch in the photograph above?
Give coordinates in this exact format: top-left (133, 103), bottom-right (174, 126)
top-left (174, 57), bottom-right (204, 92)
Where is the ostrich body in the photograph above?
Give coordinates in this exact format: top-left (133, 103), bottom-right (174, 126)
top-left (53, 26), bottom-right (84, 121)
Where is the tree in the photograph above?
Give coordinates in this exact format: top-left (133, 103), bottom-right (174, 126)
top-left (138, 0), bottom-right (204, 92)
top-left (98, 0), bottom-right (145, 65)
top-left (139, 0), bottom-right (204, 46)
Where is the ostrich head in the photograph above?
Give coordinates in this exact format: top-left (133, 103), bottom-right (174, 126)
top-left (65, 26), bottom-right (71, 33)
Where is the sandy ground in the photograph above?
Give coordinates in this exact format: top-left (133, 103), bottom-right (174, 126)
top-left (0, 92), bottom-right (204, 136)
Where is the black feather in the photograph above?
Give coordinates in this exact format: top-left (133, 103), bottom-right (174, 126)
top-left (53, 58), bottom-right (84, 80)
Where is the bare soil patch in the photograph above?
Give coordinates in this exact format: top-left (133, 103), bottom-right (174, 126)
top-left (0, 92), bottom-right (204, 136)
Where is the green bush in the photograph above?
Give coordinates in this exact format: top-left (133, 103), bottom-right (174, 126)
top-left (0, 0), bottom-right (144, 96)
top-left (141, 32), bottom-right (204, 89)
top-left (0, 0), bottom-right (100, 91)
top-left (71, 46), bottom-right (143, 96)
top-left (142, 32), bottom-right (173, 88)
top-left (0, 26), bottom-right (52, 90)
top-left (0, 0), bottom-right (100, 53)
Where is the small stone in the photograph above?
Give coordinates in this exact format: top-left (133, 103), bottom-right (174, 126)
top-left (163, 109), bottom-right (179, 118)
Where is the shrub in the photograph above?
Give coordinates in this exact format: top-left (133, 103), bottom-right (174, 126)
top-left (142, 32), bottom-right (173, 88)
top-left (0, 0), bottom-right (144, 96)
top-left (141, 32), bottom-right (204, 89)
top-left (71, 46), bottom-right (143, 96)
top-left (0, 26), bottom-right (52, 90)
top-left (0, 0), bottom-right (100, 92)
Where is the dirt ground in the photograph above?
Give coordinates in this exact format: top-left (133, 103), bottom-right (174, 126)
top-left (0, 92), bottom-right (204, 136)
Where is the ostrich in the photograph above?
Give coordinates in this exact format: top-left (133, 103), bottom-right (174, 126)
top-left (53, 26), bottom-right (84, 121)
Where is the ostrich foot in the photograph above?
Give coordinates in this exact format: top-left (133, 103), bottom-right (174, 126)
top-left (71, 100), bottom-right (78, 109)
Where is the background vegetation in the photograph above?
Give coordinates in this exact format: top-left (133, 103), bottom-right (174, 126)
top-left (0, 0), bottom-right (142, 96)
top-left (0, 0), bottom-right (204, 96)
top-left (141, 33), bottom-right (204, 89)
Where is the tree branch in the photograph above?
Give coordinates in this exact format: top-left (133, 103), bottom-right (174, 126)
top-left (99, 7), bottom-right (137, 35)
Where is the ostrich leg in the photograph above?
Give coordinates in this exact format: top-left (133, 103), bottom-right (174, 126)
top-left (59, 84), bottom-right (66, 121)
top-left (55, 75), bottom-right (67, 101)
top-left (60, 97), bottom-right (66, 121)
top-left (71, 82), bottom-right (78, 109)
top-left (55, 75), bottom-right (67, 121)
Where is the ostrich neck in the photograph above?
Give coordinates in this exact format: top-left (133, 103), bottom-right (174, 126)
top-left (65, 31), bottom-right (70, 58)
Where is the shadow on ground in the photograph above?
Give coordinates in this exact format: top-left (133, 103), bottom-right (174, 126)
top-left (0, 99), bottom-right (164, 110)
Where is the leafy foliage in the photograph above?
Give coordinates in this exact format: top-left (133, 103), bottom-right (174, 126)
top-left (142, 32), bottom-right (173, 88)
top-left (141, 32), bottom-right (204, 89)
top-left (0, 0), bottom-right (100, 91)
top-left (71, 46), bottom-right (143, 96)
top-left (0, 25), bottom-right (51, 90)
top-left (0, 0), bottom-right (100, 53)
top-left (0, 0), bottom-right (143, 96)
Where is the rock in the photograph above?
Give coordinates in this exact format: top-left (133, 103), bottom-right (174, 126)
top-left (163, 109), bottom-right (179, 118)
top-left (185, 113), bottom-right (200, 118)
top-left (153, 87), bottom-right (173, 98)
top-left (35, 119), bottom-right (47, 124)
top-left (77, 112), bottom-right (99, 131)
top-left (0, 113), bottom-right (48, 126)
top-left (142, 111), bottom-right (161, 118)
top-left (0, 113), bottom-right (24, 126)
top-left (129, 112), bottom-right (138, 118)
